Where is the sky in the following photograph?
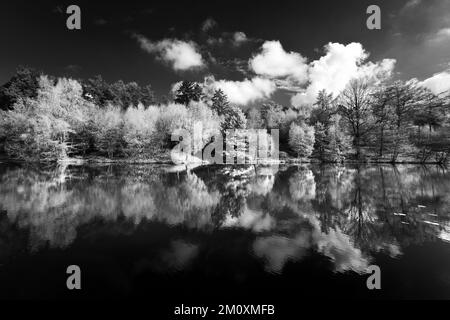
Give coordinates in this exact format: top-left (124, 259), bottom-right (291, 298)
top-left (1, 0), bottom-right (450, 107)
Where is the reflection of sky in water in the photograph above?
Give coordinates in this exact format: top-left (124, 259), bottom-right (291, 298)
top-left (1, 163), bottom-right (450, 278)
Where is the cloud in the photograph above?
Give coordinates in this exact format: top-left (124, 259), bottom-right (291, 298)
top-left (134, 35), bottom-right (205, 71)
top-left (291, 42), bottom-right (367, 106)
top-left (160, 240), bottom-right (199, 272)
top-left (436, 28), bottom-right (450, 38)
top-left (427, 28), bottom-right (450, 45)
top-left (253, 233), bottom-right (310, 273)
top-left (94, 18), bottom-right (107, 26)
top-left (204, 75), bottom-right (276, 105)
top-left (291, 42), bottom-right (395, 106)
top-left (315, 227), bottom-right (370, 273)
top-left (402, 0), bottom-right (421, 11)
top-left (419, 70), bottom-right (450, 94)
top-left (223, 206), bottom-right (274, 232)
top-left (207, 31), bottom-right (254, 48)
top-left (64, 64), bottom-right (82, 73)
top-left (232, 32), bottom-right (248, 46)
top-left (216, 58), bottom-right (249, 75)
top-left (249, 41), bottom-right (308, 83)
top-left (253, 216), bottom-right (370, 274)
top-left (201, 18), bottom-right (217, 32)
top-left (358, 58), bottom-right (397, 81)
top-left (399, 0), bottom-right (422, 15)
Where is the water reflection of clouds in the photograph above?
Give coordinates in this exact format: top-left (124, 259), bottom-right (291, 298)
top-left (223, 206), bottom-right (274, 232)
top-left (157, 240), bottom-right (199, 273)
top-left (0, 164), bottom-right (450, 275)
top-left (253, 216), bottom-right (370, 274)
top-left (132, 240), bottom-right (199, 275)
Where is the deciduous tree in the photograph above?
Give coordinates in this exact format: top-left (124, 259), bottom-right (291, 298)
top-left (288, 122), bottom-right (315, 158)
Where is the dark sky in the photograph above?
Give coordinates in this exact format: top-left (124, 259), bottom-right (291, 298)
top-left (1, 0), bottom-right (449, 104)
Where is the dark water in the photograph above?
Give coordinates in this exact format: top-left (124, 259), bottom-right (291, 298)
top-left (0, 162), bottom-right (450, 300)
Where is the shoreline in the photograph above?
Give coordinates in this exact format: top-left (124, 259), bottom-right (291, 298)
top-left (0, 156), bottom-right (448, 166)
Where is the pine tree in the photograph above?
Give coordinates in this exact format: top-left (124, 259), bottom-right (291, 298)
top-left (211, 89), bottom-right (229, 115)
top-left (311, 89), bottom-right (335, 127)
top-left (211, 89), bottom-right (246, 131)
top-left (174, 81), bottom-right (203, 106)
top-left (313, 122), bottom-right (328, 160)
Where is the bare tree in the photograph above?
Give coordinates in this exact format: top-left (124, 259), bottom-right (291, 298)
top-left (337, 78), bottom-right (375, 160)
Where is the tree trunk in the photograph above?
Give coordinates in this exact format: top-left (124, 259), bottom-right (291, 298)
top-left (379, 126), bottom-right (384, 157)
top-left (354, 134), bottom-right (361, 160)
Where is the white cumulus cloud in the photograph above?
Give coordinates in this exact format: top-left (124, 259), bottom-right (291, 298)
top-left (204, 76), bottom-right (276, 105)
top-left (419, 71), bottom-right (450, 94)
top-left (249, 40), bottom-right (308, 83)
top-left (135, 35), bottom-right (205, 71)
top-left (291, 42), bottom-right (396, 106)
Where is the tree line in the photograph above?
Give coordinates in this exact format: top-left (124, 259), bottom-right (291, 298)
top-left (0, 66), bottom-right (449, 163)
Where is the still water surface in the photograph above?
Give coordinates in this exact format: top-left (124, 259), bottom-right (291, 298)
top-left (0, 163), bottom-right (450, 299)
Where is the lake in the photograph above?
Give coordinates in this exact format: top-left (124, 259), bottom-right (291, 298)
top-left (0, 162), bottom-right (450, 300)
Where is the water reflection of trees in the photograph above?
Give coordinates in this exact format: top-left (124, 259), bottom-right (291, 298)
top-left (315, 165), bottom-right (450, 256)
top-left (0, 163), bottom-right (449, 274)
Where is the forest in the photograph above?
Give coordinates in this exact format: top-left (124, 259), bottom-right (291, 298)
top-left (0, 66), bottom-right (449, 163)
